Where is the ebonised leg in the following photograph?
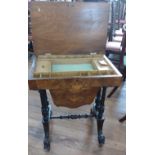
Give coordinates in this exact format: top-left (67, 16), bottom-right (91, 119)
top-left (122, 66), bottom-right (126, 81)
top-left (97, 119), bottom-right (105, 144)
top-left (94, 87), bottom-right (107, 145)
top-left (39, 90), bottom-right (51, 152)
top-left (106, 51), bottom-right (110, 57)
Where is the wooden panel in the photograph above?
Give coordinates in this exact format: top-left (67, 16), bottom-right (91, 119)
top-left (31, 2), bottom-right (110, 55)
top-left (50, 88), bottom-right (99, 108)
top-left (29, 77), bottom-right (122, 90)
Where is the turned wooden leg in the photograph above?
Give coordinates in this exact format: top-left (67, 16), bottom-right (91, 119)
top-left (97, 119), bottom-right (105, 144)
top-left (93, 87), bottom-right (106, 145)
top-left (39, 90), bottom-right (51, 152)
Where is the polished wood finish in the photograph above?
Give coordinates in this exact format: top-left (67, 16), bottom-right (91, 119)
top-left (29, 2), bottom-right (122, 108)
top-left (50, 88), bottom-right (99, 108)
top-left (29, 55), bottom-right (122, 88)
top-left (29, 54), bottom-right (122, 108)
top-left (29, 77), bottom-right (121, 90)
top-left (30, 2), bottom-right (110, 55)
top-left (29, 74), bottom-right (121, 108)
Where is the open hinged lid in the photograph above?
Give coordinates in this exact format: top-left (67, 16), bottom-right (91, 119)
top-left (30, 2), bottom-right (110, 55)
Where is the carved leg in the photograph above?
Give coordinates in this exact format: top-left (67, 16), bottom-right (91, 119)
top-left (93, 87), bottom-right (107, 145)
top-left (97, 119), bottom-right (105, 144)
top-left (39, 90), bottom-right (51, 152)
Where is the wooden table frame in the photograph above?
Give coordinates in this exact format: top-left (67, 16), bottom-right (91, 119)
top-left (38, 87), bottom-right (107, 151)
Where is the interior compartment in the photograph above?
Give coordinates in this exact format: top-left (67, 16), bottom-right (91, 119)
top-left (33, 54), bottom-right (116, 78)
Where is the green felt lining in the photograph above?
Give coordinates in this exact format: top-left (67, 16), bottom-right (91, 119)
top-left (51, 63), bottom-right (94, 72)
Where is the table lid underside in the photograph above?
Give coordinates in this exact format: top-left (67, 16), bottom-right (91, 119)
top-left (31, 2), bottom-right (110, 55)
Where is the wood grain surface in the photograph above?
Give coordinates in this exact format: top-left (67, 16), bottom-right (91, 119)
top-left (28, 76), bottom-right (122, 108)
top-left (30, 2), bottom-right (110, 55)
top-left (28, 54), bottom-right (122, 107)
top-left (50, 87), bottom-right (99, 108)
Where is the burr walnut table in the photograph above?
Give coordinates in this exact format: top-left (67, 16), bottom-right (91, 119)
top-left (28, 1), bottom-right (122, 151)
